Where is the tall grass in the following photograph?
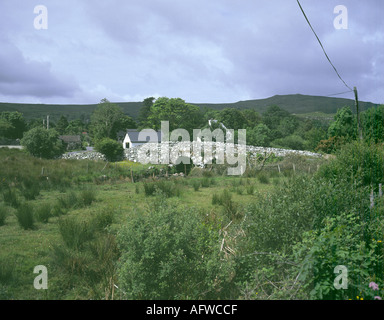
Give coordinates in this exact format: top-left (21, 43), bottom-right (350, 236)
top-left (0, 204), bottom-right (9, 226)
top-left (58, 217), bottom-right (95, 250)
top-left (15, 202), bottom-right (35, 230)
top-left (34, 202), bottom-right (51, 223)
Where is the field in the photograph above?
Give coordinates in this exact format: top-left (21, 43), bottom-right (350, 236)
top-left (1, 142), bottom-right (383, 300)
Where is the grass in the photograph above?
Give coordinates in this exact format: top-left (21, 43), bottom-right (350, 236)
top-left (0, 148), bottom-right (319, 299)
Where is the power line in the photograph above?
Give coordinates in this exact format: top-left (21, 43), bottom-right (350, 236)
top-left (296, 0), bottom-right (353, 92)
top-left (326, 90), bottom-right (354, 97)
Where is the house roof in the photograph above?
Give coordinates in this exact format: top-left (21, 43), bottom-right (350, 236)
top-left (59, 135), bottom-right (81, 143)
top-left (125, 129), bottom-right (162, 143)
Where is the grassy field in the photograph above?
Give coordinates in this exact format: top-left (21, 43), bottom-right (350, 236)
top-left (0, 147), bottom-right (308, 299)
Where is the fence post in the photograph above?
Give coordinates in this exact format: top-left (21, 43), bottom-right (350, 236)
top-left (379, 184), bottom-right (382, 197)
top-left (277, 164), bottom-right (281, 174)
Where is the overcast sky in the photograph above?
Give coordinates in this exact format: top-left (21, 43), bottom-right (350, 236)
top-left (0, 0), bottom-right (383, 105)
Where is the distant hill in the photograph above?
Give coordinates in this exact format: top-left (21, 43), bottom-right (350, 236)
top-left (0, 94), bottom-right (378, 123)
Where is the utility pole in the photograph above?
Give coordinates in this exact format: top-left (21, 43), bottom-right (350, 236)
top-left (354, 87), bottom-right (363, 141)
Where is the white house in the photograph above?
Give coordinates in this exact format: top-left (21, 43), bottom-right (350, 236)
top-left (122, 129), bottom-right (162, 149)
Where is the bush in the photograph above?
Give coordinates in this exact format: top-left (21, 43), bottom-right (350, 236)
top-left (15, 202), bottom-right (35, 230)
top-left (0, 204), bottom-right (9, 226)
top-left (58, 217), bottom-right (95, 251)
top-left (143, 180), bottom-right (181, 198)
top-left (293, 210), bottom-right (381, 300)
top-left (21, 127), bottom-right (64, 159)
top-left (257, 172), bottom-right (270, 184)
top-left (34, 202), bottom-right (51, 223)
top-left (117, 198), bottom-right (236, 299)
top-left (95, 138), bottom-right (124, 162)
top-left (78, 188), bottom-right (97, 207)
top-left (2, 187), bottom-right (20, 208)
top-left (192, 180), bottom-right (200, 191)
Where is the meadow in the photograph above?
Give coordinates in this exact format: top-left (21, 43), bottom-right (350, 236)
top-left (1, 142), bottom-right (383, 300)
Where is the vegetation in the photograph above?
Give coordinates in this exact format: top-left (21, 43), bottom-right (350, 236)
top-left (20, 127), bottom-right (65, 159)
top-left (0, 94), bottom-right (384, 301)
top-left (95, 138), bottom-right (124, 162)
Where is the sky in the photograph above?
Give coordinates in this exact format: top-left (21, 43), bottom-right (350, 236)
top-left (0, 0), bottom-right (383, 105)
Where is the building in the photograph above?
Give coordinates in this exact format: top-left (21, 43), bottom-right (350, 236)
top-left (122, 129), bottom-right (162, 149)
top-left (59, 135), bottom-right (82, 151)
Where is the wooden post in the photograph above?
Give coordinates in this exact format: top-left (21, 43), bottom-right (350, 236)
top-left (293, 163), bottom-right (296, 174)
top-left (277, 164), bottom-right (281, 174)
top-left (379, 184), bottom-right (382, 197)
top-left (354, 87), bottom-right (363, 141)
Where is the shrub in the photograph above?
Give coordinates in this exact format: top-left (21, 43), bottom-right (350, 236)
top-left (257, 172), bottom-right (270, 184)
top-left (78, 188), bottom-right (97, 207)
top-left (143, 180), bottom-right (181, 198)
top-left (91, 207), bottom-right (115, 232)
top-left (117, 199), bottom-right (236, 299)
top-left (143, 182), bottom-right (156, 196)
top-left (246, 184), bottom-right (255, 195)
top-left (58, 217), bottom-right (95, 250)
top-left (0, 204), bottom-right (9, 226)
top-left (2, 187), bottom-right (20, 208)
top-left (21, 179), bottom-right (41, 200)
top-left (21, 127), bottom-right (64, 159)
top-left (192, 180), bottom-right (200, 191)
top-left (57, 191), bottom-right (79, 209)
top-left (15, 202), bottom-right (35, 230)
top-left (95, 138), bottom-right (124, 162)
top-left (34, 202), bottom-right (51, 223)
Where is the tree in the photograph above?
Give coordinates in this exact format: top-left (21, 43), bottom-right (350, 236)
top-left (66, 119), bottom-right (86, 135)
top-left (95, 138), bottom-right (124, 162)
top-left (327, 106), bottom-right (356, 140)
top-left (246, 124), bottom-right (271, 147)
top-left (90, 98), bottom-right (136, 141)
top-left (55, 115), bottom-right (69, 135)
top-left (0, 111), bottom-right (27, 139)
top-left (21, 127), bottom-right (64, 159)
top-left (361, 105), bottom-right (384, 144)
top-left (147, 97), bottom-right (202, 134)
top-left (262, 105), bottom-right (291, 131)
top-left (216, 108), bottom-right (245, 130)
top-left (138, 97), bottom-right (155, 128)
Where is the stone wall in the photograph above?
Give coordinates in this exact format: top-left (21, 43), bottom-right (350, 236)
top-left (61, 142), bottom-right (322, 165)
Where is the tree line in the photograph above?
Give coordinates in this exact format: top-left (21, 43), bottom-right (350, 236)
top-left (0, 97), bottom-right (383, 160)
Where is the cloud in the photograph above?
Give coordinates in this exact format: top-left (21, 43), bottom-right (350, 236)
top-left (0, 0), bottom-right (382, 104)
top-left (0, 36), bottom-right (80, 101)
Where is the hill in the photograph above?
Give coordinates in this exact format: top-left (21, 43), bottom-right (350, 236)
top-left (0, 94), bottom-right (378, 123)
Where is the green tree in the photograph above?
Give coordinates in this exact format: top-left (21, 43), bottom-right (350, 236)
top-left (138, 97), bottom-right (155, 128)
top-left (66, 119), bottom-right (86, 135)
top-left (361, 105), bottom-right (384, 144)
top-left (0, 111), bottom-right (27, 139)
top-left (21, 127), bottom-right (64, 159)
top-left (262, 105), bottom-right (291, 131)
top-left (147, 97), bottom-right (202, 134)
top-left (95, 138), bottom-right (124, 162)
top-left (327, 106), bottom-right (356, 140)
top-left (246, 123), bottom-right (271, 147)
top-left (90, 98), bottom-right (136, 141)
top-left (55, 115), bottom-right (69, 135)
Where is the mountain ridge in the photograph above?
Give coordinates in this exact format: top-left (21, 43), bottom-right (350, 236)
top-left (0, 93), bottom-right (379, 122)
